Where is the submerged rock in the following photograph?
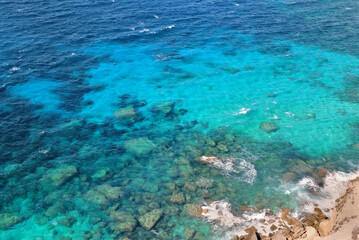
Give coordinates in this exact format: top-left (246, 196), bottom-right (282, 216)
top-left (138, 209), bottom-right (164, 230)
top-left (58, 216), bottom-right (77, 227)
top-left (221, 66), bottom-right (240, 74)
top-left (151, 101), bottom-right (176, 118)
top-left (0, 213), bottom-right (23, 230)
top-left (352, 143), bottom-right (359, 150)
top-left (124, 137), bottom-right (156, 157)
top-left (183, 204), bottom-right (203, 218)
top-left (40, 164), bottom-right (77, 191)
top-left (110, 211), bottom-right (137, 233)
top-left (84, 184), bottom-right (122, 206)
top-left (260, 122), bottom-right (280, 133)
top-left (170, 192), bottom-right (186, 204)
top-left (183, 228), bottom-right (196, 240)
top-left (91, 168), bottom-right (112, 181)
top-left (113, 107), bottom-right (143, 125)
top-left (195, 156), bottom-right (217, 164)
top-left (282, 172), bottom-right (296, 182)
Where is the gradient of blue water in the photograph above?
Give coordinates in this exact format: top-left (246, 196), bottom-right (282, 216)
top-left (1, 0), bottom-right (359, 239)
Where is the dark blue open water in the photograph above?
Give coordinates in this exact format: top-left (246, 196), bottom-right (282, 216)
top-left (1, 0), bottom-right (359, 239)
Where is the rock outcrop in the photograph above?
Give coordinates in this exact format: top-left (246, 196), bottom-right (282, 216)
top-left (40, 164), bottom-right (77, 191)
top-left (229, 176), bottom-right (359, 240)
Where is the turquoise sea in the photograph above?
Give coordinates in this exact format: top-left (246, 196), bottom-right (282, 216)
top-left (1, 0), bottom-right (359, 239)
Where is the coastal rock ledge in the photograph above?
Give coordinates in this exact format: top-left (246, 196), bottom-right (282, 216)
top-left (231, 177), bottom-right (359, 240)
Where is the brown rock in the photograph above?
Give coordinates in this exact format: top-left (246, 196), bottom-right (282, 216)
top-left (302, 226), bottom-right (319, 240)
top-left (195, 156), bottom-right (217, 164)
top-left (271, 232), bottom-right (286, 240)
top-left (245, 226), bottom-right (258, 234)
top-left (292, 223), bottom-right (306, 239)
top-left (318, 219), bottom-right (330, 237)
top-left (243, 231), bottom-right (258, 240)
top-left (317, 166), bottom-right (328, 178)
top-left (270, 224), bottom-right (278, 231)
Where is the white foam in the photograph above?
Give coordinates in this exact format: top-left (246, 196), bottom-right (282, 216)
top-left (285, 112), bottom-right (295, 118)
top-left (233, 107), bottom-right (251, 115)
top-left (295, 170), bottom-right (359, 212)
top-left (268, 114), bottom-right (279, 119)
top-left (201, 170), bottom-right (359, 239)
top-left (10, 67), bottom-right (20, 71)
top-left (202, 155), bottom-right (257, 184)
top-left (160, 24), bottom-right (175, 31)
top-left (202, 200), bottom-right (284, 239)
top-left (139, 28), bottom-right (149, 33)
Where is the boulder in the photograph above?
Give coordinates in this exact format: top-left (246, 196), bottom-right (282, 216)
top-left (317, 167), bottom-right (328, 178)
top-left (302, 226), bottom-right (319, 240)
top-left (282, 172), bottom-right (296, 182)
top-left (170, 192), bottom-right (186, 204)
top-left (91, 168), bottom-right (112, 180)
top-left (84, 188), bottom-right (109, 206)
top-left (183, 204), bottom-right (203, 218)
top-left (352, 143), bottom-right (359, 150)
top-left (317, 219), bottom-right (330, 237)
top-left (271, 232), bottom-right (286, 240)
top-left (40, 164), bottom-right (77, 191)
top-left (113, 107), bottom-right (143, 125)
top-left (138, 209), bottom-right (164, 230)
top-left (151, 101), bottom-right (175, 118)
top-left (183, 228), bottom-right (196, 240)
top-left (96, 184), bottom-right (122, 200)
top-left (124, 137), bottom-right (156, 157)
top-left (110, 211), bottom-right (137, 233)
top-left (195, 156), bottom-right (217, 164)
top-left (217, 144), bottom-right (228, 152)
top-left (244, 231), bottom-right (258, 240)
top-left (0, 213), bottom-right (23, 230)
top-left (184, 182), bottom-right (197, 192)
top-left (58, 216), bottom-right (77, 227)
top-left (195, 177), bottom-right (213, 189)
top-left (260, 122), bottom-right (280, 133)
top-left (84, 184), bottom-right (121, 206)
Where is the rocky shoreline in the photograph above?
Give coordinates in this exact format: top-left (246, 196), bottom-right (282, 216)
top-left (230, 176), bottom-right (359, 240)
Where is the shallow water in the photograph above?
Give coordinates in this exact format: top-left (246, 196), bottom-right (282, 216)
top-left (1, 0), bottom-right (359, 239)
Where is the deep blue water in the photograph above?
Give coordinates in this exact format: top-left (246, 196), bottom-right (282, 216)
top-left (1, 0), bottom-right (359, 239)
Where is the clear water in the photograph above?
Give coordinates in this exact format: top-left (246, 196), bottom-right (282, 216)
top-left (1, 0), bottom-right (359, 239)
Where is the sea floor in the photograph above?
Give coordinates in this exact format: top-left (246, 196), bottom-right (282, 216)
top-left (1, 1), bottom-right (359, 239)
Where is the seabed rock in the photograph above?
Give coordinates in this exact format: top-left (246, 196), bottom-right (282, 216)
top-left (58, 216), bottom-right (77, 227)
top-left (113, 106), bottom-right (143, 125)
top-left (170, 192), bottom-right (186, 204)
top-left (84, 184), bottom-right (122, 206)
top-left (183, 228), bottom-right (196, 240)
top-left (91, 168), bottom-right (112, 181)
top-left (40, 164), bottom-right (77, 191)
top-left (124, 137), bottom-right (156, 157)
top-left (183, 204), bottom-right (203, 218)
top-left (150, 101), bottom-right (176, 118)
top-left (260, 122), bottom-right (280, 133)
top-left (0, 213), bottom-right (23, 230)
top-left (138, 209), bottom-right (164, 230)
top-left (110, 211), bottom-right (137, 233)
top-left (195, 156), bottom-right (218, 164)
